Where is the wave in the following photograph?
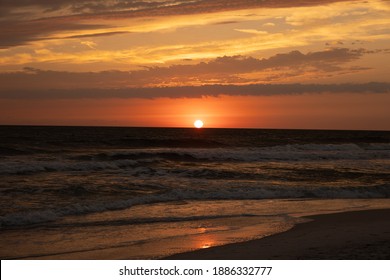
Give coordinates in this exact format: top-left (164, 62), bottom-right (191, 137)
top-left (83, 151), bottom-right (202, 162)
top-left (116, 138), bottom-right (226, 148)
top-left (87, 143), bottom-right (390, 162)
top-left (1, 143), bottom-right (389, 175)
top-left (0, 146), bottom-right (32, 156)
top-left (1, 184), bottom-right (388, 228)
top-left (0, 159), bottom-right (138, 175)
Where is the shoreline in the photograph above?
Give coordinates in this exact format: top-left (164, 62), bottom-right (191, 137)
top-left (2, 206), bottom-right (390, 260)
top-left (164, 209), bottom-right (390, 260)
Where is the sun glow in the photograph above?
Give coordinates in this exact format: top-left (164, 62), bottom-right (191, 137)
top-left (194, 119), bottom-right (204, 128)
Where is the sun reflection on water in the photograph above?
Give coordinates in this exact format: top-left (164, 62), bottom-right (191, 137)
top-left (196, 227), bottom-right (215, 249)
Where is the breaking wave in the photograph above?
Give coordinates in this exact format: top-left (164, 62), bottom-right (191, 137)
top-left (1, 143), bottom-right (390, 175)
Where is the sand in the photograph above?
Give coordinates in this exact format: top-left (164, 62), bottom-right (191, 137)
top-left (164, 209), bottom-right (390, 259)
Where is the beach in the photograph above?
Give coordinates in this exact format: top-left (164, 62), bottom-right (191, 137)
top-left (165, 209), bottom-right (390, 260)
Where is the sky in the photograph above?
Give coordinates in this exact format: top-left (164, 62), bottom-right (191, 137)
top-left (0, 0), bottom-right (389, 129)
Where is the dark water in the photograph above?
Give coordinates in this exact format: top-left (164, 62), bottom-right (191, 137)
top-left (0, 125), bottom-right (389, 228)
top-left (0, 126), bottom-right (389, 259)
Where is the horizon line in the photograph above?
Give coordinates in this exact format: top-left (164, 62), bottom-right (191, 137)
top-left (1, 124), bottom-right (389, 132)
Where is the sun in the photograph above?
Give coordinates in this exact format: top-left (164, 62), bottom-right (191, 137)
top-left (194, 119), bottom-right (204, 128)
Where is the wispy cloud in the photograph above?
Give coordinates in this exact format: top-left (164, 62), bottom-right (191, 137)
top-left (80, 41), bottom-right (97, 49)
top-left (0, 0), bottom-right (358, 48)
top-left (234, 29), bottom-right (268, 35)
top-left (0, 48), bottom-right (375, 89)
top-left (1, 0), bottom-right (355, 17)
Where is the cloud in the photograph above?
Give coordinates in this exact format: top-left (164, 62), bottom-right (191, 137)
top-left (80, 41), bottom-right (97, 49)
top-left (118, 48), bottom-right (374, 85)
top-left (0, 19), bottom-right (110, 48)
top-left (64, 31), bottom-right (130, 39)
top-left (234, 29), bottom-right (268, 35)
top-left (1, 83), bottom-right (389, 99)
top-left (0, 0), bottom-right (176, 14)
top-left (0, 0), bottom-right (356, 15)
top-left (213, 21), bottom-right (240, 25)
top-left (0, 48), bottom-right (387, 99)
top-left (0, 48), bottom-right (376, 89)
top-left (0, 0), bottom-right (355, 48)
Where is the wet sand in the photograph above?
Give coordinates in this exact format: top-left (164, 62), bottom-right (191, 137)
top-left (164, 209), bottom-right (390, 259)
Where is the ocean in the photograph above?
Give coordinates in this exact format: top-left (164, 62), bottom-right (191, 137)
top-left (0, 126), bottom-right (389, 259)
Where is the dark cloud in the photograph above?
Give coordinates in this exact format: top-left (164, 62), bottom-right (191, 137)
top-left (0, 0), bottom-right (173, 12)
top-left (0, 48), bottom-right (375, 89)
top-left (128, 48), bottom-right (370, 84)
top-left (0, 47), bottom-right (387, 98)
top-left (0, 0), bottom-right (354, 14)
top-left (53, 0), bottom-right (356, 21)
top-left (1, 83), bottom-right (389, 99)
top-left (0, 19), bottom-right (110, 48)
top-left (0, 1), bottom-right (182, 48)
top-left (64, 31), bottom-right (130, 39)
top-left (0, 0), bottom-right (354, 48)
top-left (0, 68), bottom-right (131, 90)
top-left (213, 21), bottom-right (240, 25)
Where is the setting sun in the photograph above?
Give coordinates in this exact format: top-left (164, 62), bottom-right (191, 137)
top-left (194, 120), bottom-right (204, 128)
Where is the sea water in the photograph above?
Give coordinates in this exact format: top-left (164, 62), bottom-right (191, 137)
top-left (0, 126), bottom-right (389, 259)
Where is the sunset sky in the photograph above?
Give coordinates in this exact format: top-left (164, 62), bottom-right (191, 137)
top-left (1, 0), bottom-right (389, 129)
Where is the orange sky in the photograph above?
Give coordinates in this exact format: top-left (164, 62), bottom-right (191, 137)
top-left (0, 0), bottom-right (389, 129)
